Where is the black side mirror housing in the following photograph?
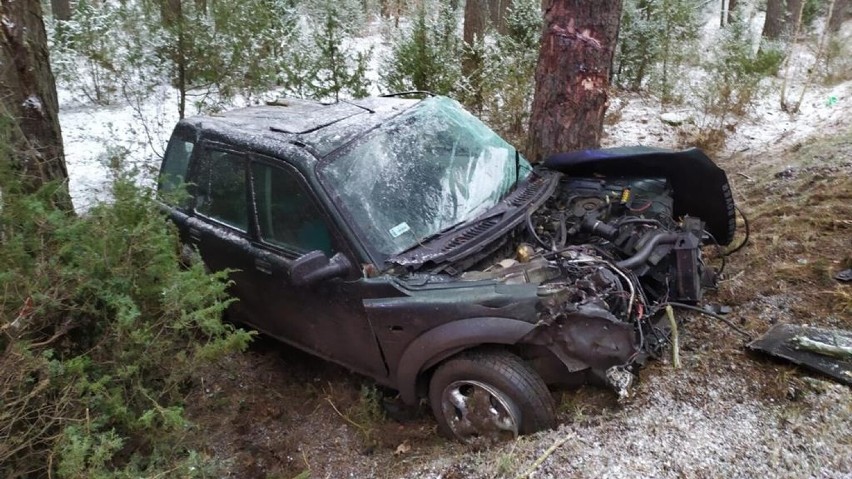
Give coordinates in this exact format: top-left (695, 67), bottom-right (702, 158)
top-left (289, 251), bottom-right (352, 287)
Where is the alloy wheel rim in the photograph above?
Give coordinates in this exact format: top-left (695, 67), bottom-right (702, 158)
top-left (441, 380), bottom-right (520, 442)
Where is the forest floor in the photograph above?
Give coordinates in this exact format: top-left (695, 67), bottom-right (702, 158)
top-left (178, 96), bottom-right (852, 478)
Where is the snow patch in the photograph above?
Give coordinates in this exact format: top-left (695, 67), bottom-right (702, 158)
top-left (22, 95), bottom-right (44, 114)
top-left (1, 15), bottom-right (15, 31)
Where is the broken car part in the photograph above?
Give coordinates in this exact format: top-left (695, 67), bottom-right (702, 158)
top-left (749, 324), bottom-right (852, 386)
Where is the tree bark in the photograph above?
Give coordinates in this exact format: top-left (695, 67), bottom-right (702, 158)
top-left (463, 0), bottom-right (488, 75)
top-left (762, 0), bottom-right (784, 39)
top-left (50, 0), bottom-right (71, 21)
top-left (526, 0), bottom-right (622, 162)
top-left (786, 0), bottom-right (804, 31)
top-left (161, 0), bottom-right (182, 26)
top-left (727, 0), bottom-right (738, 24)
top-left (0, 0), bottom-right (71, 209)
top-left (488, 0), bottom-right (512, 34)
top-left (828, 0), bottom-right (849, 32)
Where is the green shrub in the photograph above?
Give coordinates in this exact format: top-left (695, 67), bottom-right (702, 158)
top-left (0, 149), bottom-right (253, 478)
top-left (380, 1), bottom-right (462, 96)
top-left (307, 2), bottom-right (372, 101)
top-left (479, 0), bottom-right (542, 147)
top-left (49, 0), bottom-right (123, 104)
top-left (686, 18), bottom-right (785, 150)
top-left (614, 0), bottom-right (702, 102)
top-left (698, 19), bottom-right (784, 117)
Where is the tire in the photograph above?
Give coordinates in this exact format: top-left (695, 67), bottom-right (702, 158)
top-left (428, 349), bottom-right (556, 443)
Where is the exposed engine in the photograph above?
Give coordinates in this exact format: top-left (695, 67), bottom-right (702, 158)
top-left (469, 176), bottom-right (717, 308)
top-left (532, 176), bottom-right (715, 304)
top-left (461, 175), bottom-right (723, 392)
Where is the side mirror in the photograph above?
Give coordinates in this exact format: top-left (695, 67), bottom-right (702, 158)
top-left (289, 251), bottom-right (352, 287)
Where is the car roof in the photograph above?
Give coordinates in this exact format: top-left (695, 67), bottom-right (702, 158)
top-left (179, 96), bottom-right (420, 164)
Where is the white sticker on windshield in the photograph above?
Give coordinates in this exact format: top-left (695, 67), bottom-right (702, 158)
top-left (389, 222), bottom-right (411, 238)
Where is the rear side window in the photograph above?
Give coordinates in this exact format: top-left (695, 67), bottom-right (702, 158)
top-left (159, 137), bottom-right (194, 199)
top-left (195, 149), bottom-right (248, 231)
top-left (252, 163), bottom-right (333, 255)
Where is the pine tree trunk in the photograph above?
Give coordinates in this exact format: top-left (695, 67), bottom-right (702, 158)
top-left (50, 0), bottom-right (71, 20)
top-left (786, 0), bottom-right (804, 31)
top-left (828, 0), bottom-right (849, 32)
top-left (762, 0), bottom-right (784, 39)
top-left (0, 0), bottom-right (71, 210)
top-left (526, 0), bottom-right (622, 162)
top-left (161, 0), bottom-right (182, 26)
top-left (727, 0), bottom-right (738, 23)
top-left (488, 0), bottom-right (512, 34)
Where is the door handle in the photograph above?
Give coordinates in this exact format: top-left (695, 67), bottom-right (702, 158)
top-left (188, 227), bottom-right (201, 243)
top-left (255, 258), bottom-right (273, 274)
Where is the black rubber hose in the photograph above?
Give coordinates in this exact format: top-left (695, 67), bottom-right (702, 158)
top-left (616, 233), bottom-right (679, 269)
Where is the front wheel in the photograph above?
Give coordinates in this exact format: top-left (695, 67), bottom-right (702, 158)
top-left (428, 349), bottom-right (556, 443)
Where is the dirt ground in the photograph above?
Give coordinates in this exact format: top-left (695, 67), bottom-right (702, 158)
top-left (185, 121), bottom-right (852, 479)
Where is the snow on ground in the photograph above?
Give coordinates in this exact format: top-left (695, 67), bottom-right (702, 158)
top-left (59, 85), bottom-right (180, 211)
top-left (603, 78), bottom-right (852, 157)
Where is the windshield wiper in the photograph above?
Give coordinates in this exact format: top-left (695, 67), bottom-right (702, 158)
top-left (392, 222), bottom-right (464, 257)
top-left (393, 206), bottom-right (512, 258)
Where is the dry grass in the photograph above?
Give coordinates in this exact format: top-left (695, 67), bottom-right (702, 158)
top-left (722, 128), bottom-right (852, 331)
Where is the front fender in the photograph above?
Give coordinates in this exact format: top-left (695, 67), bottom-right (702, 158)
top-left (395, 317), bottom-right (536, 404)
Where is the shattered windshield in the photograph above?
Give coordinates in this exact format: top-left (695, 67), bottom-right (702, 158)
top-left (321, 97), bottom-right (531, 261)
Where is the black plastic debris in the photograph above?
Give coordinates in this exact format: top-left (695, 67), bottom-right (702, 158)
top-left (835, 269), bottom-right (852, 282)
top-left (749, 324), bottom-right (852, 386)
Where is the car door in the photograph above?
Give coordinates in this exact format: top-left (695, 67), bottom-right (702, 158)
top-left (185, 143), bottom-right (265, 324)
top-left (246, 158), bottom-right (388, 379)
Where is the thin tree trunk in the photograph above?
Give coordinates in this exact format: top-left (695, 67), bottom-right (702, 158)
top-left (50, 0), bottom-right (71, 20)
top-left (828, 0), bottom-right (849, 32)
top-left (0, 0), bottom-right (71, 210)
top-left (786, 0), bottom-right (804, 32)
top-left (161, 0), bottom-right (182, 26)
top-left (463, 0), bottom-right (488, 76)
top-left (488, 0), bottom-right (512, 34)
top-left (728, 0), bottom-right (738, 24)
top-left (159, 0), bottom-right (188, 118)
top-left (762, 0), bottom-right (784, 39)
top-left (780, 0), bottom-right (806, 111)
top-left (526, 0), bottom-right (623, 162)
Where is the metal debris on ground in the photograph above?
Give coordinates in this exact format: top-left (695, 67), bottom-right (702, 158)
top-left (835, 269), bottom-right (852, 282)
top-left (748, 324), bottom-right (852, 386)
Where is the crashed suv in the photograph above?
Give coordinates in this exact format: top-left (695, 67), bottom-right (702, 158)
top-left (157, 95), bottom-right (736, 442)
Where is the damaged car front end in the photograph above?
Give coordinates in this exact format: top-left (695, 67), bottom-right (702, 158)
top-left (318, 97), bottom-right (737, 440)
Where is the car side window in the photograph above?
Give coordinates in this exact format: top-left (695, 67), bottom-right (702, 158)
top-left (158, 135), bottom-right (194, 203)
top-left (251, 162), bottom-right (333, 256)
top-left (195, 149), bottom-right (248, 231)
